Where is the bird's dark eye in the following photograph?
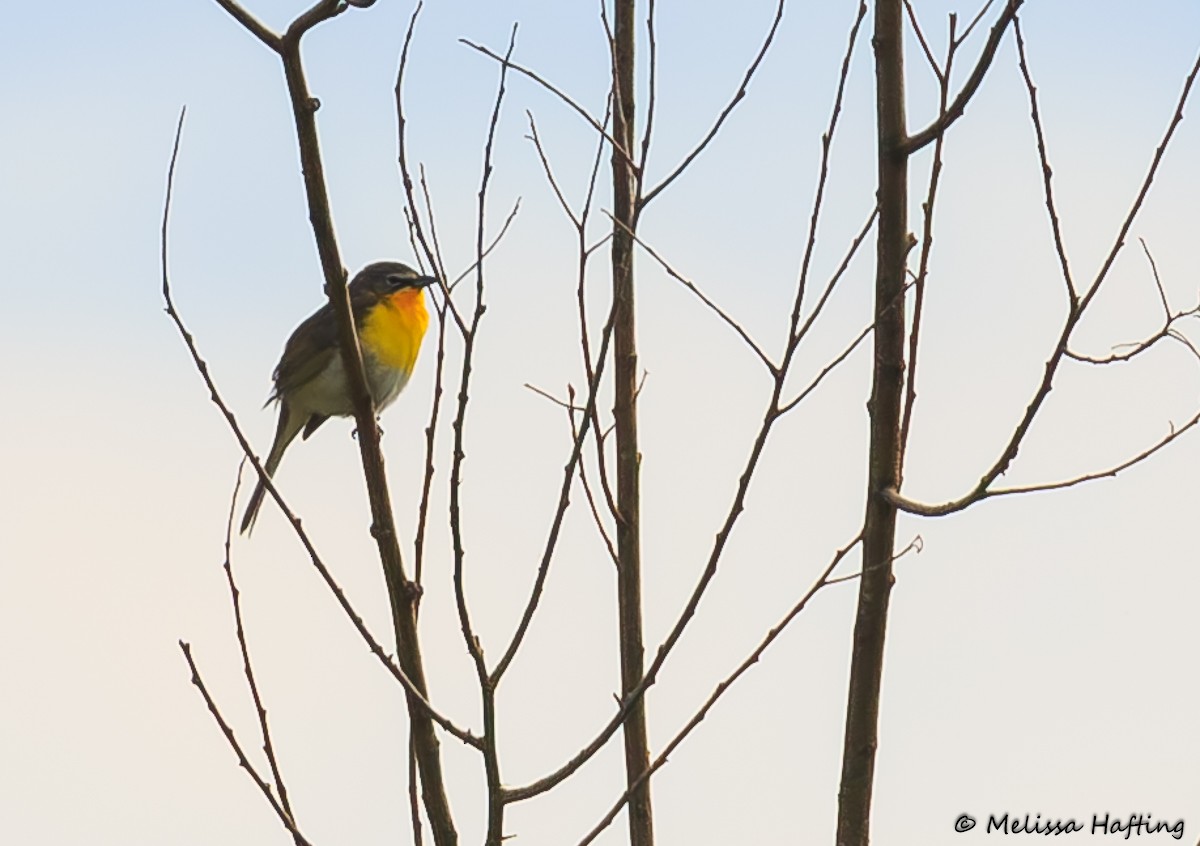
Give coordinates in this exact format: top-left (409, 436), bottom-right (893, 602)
top-left (386, 274), bottom-right (409, 290)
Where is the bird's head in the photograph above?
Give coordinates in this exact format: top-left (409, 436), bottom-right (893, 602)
top-left (350, 261), bottom-right (439, 302)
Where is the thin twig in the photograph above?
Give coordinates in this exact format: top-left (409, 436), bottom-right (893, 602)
top-left (180, 642), bottom-right (312, 846)
top-left (221, 460), bottom-right (299, 838)
top-left (780, 280), bottom-right (914, 417)
top-left (160, 108), bottom-right (480, 751)
top-left (505, 331), bottom-right (798, 802)
top-left (213, 5), bottom-right (464, 840)
top-left (823, 534), bottom-right (923, 586)
top-left (414, 294), bottom-right (447, 588)
top-left (1078, 50), bottom-right (1200, 313)
top-left (1014, 16), bottom-right (1077, 304)
top-left (607, 212), bottom-right (776, 373)
top-left (1066, 239), bottom-right (1200, 364)
top-left (525, 383), bottom-right (585, 412)
top-left (403, 207), bottom-right (427, 274)
top-left (460, 38), bottom-right (634, 168)
top-left (526, 112), bottom-right (580, 228)
top-left (578, 102), bottom-right (620, 524)
top-left (891, 412), bottom-right (1200, 515)
top-left (448, 23), bottom-right (519, 845)
top-left (905, 0), bottom-right (1023, 154)
top-left (888, 43), bottom-right (1200, 517)
top-left (419, 164), bottom-right (449, 286)
top-left (640, 0), bottom-right (785, 209)
top-left (575, 534), bottom-right (863, 845)
top-left (524, 381), bottom-right (622, 567)
top-left (396, 2), bottom-right (468, 337)
top-left (490, 298), bottom-right (621, 685)
top-left (211, 0), bottom-right (282, 51)
top-left (1143, 237), bottom-right (1172, 317)
top-left (900, 13), bottom-right (957, 469)
top-left (902, 0), bottom-right (942, 79)
top-left (449, 199), bottom-right (523, 292)
top-left (635, 0), bottom-right (658, 199)
top-left (788, 2), bottom-right (869, 348)
top-left (408, 736), bottom-right (424, 846)
top-left (792, 207), bottom-right (878, 351)
top-left (957, 0), bottom-right (997, 45)
top-left (777, 315), bottom-right (874, 416)
top-left (499, 85), bottom-right (624, 679)
top-left (508, 8), bottom-right (873, 800)
top-left (568, 385), bottom-right (620, 567)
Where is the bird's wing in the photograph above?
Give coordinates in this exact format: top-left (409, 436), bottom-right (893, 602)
top-left (272, 303), bottom-right (338, 400)
top-left (272, 287), bottom-right (380, 400)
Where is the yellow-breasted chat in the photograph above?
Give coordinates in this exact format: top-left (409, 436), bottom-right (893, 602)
top-left (240, 261), bottom-right (437, 534)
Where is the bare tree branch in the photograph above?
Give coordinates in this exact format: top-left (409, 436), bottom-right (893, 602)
top-left (636, 0), bottom-right (658, 198)
top-left (414, 298), bottom-right (448, 589)
top-left (460, 38), bottom-right (634, 167)
top-left (900, 12), bottom-right (957, 469)
top-left (161, 102), bottom-right (479, 755)
top-left (272, 8), bottom-right (467, 837)
top-left (902, 0), bottom-right (942, 79)
top-left (419, 164), bottom-right (449, 287)
top-left (524, 383), bottom-right (585, 413)
top-left (211, 0), bottom-right (282, 51)
top-left (507, 7), bottom-right (873, 801)
top-left (490, 300), bottom-right (621, 685)
top-left (890, 411), bottom-right (1200, 515)
top-left (1066, 239), bottom-right (1200, 364)
top-left (957, 0), bottom-right (997, 45)
top-left (904, 0), bottom-right (1023, 155)
top-left (1143, 237), bottom-right (1173, 317)
top-left (887, 43), bottom-right (1200, 518)
top-left (1014, 16), bottom-right (1077, 305)
top-left (639, 0), bottom-right (785, 209)
top-left (823, 534), bottom-right (922, 586)
top-left (413, 197), bottom-right (519, 588)
top-left (576, 534), bottom-right (863, 846)
top-left (527, 112), bottom-right (580, 227)
top-left (220, 461), bottom-right (299, 842)
top-left (449, 199), bottom-right (523, 292)
top-left (1078, 51), bottom-right (1200, 312)
top-left (777, 312), bottom-right (876, 417)
top-left (396, 2), bottom-right (470, 339)
top-left (787, 1), bottom-right (869, 346)
top-left (180, 642), bottom-right (312, 846)
top-left (606, 212), bottom-right (776, 373)
top-left (444, 24), bottom-right (522, 845)
top-left (568, 385), bottom-right (621, 567)
top-left (792, 206), bottom-right (878, 355)
top-left (408, 737), bottom-right (425, 846)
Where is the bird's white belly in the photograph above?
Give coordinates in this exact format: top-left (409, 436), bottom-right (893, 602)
top-left (365, 351), bottom-right (411, 410)
top-left (290, 352), bottom-right (411, 418)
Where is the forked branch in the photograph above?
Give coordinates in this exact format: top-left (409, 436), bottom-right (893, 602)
top-left (887, 39), bottom-right (1200, 518)
top-left (575, 534), bottom-right (863, 846)
top-left (160, 107), bottom-right (480, 752)
top-left (181, 642), bottom-right (312, 846)
top-left (904, 0), bottom-right (1023, 154)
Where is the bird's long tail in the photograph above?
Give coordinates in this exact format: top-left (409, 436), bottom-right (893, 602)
top-left (240, 402), bottom-right (306, 535)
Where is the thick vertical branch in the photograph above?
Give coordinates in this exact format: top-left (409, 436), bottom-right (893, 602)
top-left (272, 11), bottom-right (457, 846)
top-left (836, 1), bottom-right (906, 844)
top-left (611, 1), bottom-right (654, 844)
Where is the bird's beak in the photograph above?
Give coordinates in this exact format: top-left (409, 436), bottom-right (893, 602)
top-left (415, 275), bottom-right (440, 290)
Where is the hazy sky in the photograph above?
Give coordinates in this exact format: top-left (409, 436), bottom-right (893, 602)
top-left (3, 2), bottom-right (1199, 844)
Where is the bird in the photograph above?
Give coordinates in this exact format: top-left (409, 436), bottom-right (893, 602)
top-left (240, 261), bottom-right (437, 535)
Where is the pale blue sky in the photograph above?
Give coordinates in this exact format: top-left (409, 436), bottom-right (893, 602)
top-left (3, 2), bottom-right (1199, 844)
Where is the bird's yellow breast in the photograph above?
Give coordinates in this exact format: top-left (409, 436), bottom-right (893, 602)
top-left (359, 288), bottom-right (430, 377)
